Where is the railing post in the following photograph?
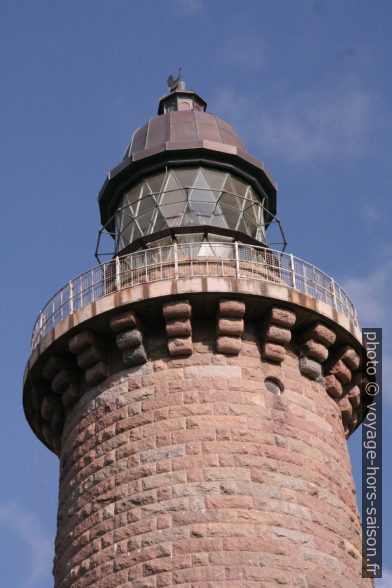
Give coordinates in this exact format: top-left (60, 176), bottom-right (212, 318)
top-left (130, 253), bottom-right (134, 286)
top-left (331, 278), bottom-right (337, 309)
top-left (69, 280), bottom-right (74, 316)
top-left (234, 242), bottom-right (240, 278)
top-left (60, 289), bottom-right (63, 321)
top-left (38, 312), bottom-right (45, 338)
top-left (115, 256), bottom-right (121, 290)
top-left (174, 241), bottom-right (179, 279)
top-left (290, 254), bottom-right (296, 289)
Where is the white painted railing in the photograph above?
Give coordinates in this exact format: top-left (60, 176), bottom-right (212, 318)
top-left (31, 243), bottom-right (358, 350)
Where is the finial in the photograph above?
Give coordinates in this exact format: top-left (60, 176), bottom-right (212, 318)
top-left (166, 67), bottom-right (183, 92)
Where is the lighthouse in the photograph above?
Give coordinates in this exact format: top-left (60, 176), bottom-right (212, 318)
top-left (23, 79), bottom-right (372, 587)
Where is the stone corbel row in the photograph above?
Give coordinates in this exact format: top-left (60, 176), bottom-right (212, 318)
top-left (299, 323), bottom-right (336, 380)
top-left (261, 307), bottom-right (297, 363)
top-left (39, 354), bottom-right (79, 452)
top-left (109, 311), bottom-right (147, 366)
top-left (35, 310), bottom-right (147, 453)
top-left (216, 299), bottom-right (245, 355)
top-left (30, 299), bottom-right (366, 453)
top-left (339, 377), bottom-right (362, 437)
top-left (68, 330), bottom-right (109, 387)
top-left (294, 321), bottom-right (362, 436)
top-left (163, 300), bottom-right (193, 357)
top-left (326, 348), bottom-right (362, 437)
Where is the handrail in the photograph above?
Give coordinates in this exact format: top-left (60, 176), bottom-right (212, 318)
top-left (30, 243), bottom-right (358, 350)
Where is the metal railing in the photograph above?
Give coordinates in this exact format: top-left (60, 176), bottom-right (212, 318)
top-left (31, 242), bottom-right (358, 350)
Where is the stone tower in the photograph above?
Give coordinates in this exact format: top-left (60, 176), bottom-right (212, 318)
top-left (23, 81), bottom-right (372, 587)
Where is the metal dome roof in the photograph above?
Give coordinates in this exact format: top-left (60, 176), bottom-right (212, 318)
top-left (98, 80), bottom-right (277, 227)
top-left (124, 110), bottom-right (246, 160)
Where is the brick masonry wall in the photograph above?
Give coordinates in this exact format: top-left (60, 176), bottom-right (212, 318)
top-left (53, 319), bottom-right (372, 588)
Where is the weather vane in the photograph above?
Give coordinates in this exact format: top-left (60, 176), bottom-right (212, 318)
top-left (167, 67), bottom-right (182, 92)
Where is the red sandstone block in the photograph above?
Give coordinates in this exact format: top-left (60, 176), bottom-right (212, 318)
top-left (187, 468), bottom-right (204, 482)
top-left (140, 444), bottom-right (185, 464)
top-left (85, 362), bottom-right (109, 386)
top-left (41, 354), bottom-right (70, 380)
top-left (142, 471), bottom-right (187, 491)
top-left (68, 329), bottom-right (102, 354)
top-left (217, 318), bottom-right (244, 337)
top-left (126, 544), bottom-right (161, 567)
top-left (128, 376), bottom-right (143, 391)
top-left (218, 299), bottom-right (245, 318)
top-left (156, 487), bottom-right (173, 502)
top-left (109, 310), bottom-right (140, 333)
top-left (127, 563), bottom-right (144, 581)
top-left (169, 403), bottom-right (213, 418)
top-left (223, 536), bottom-right (283, 555)
top-left (340, 346), bottom-right (361, 370)
top-left (346, 385), bottom-right (361, 408)
top-left (156, 572), bottom-right (172, 587)
top-left (224, 566), bottom-right (245, 581)
top-left (301, 339), bottom-right (329, 362)
top-left (264, 324), bottom-right (292, 345)
top-left (302, 323), bottom-right (336, 346)
top-left (170, 509), bottom-right (220, 528)
top-left (52, 368), bottom-right (76, 395)
top-left (203, 467), bottom-right (250, 482)
top-left (192, 553), bottom-right (210, 569)
top-left (219, 454), bottom-right (235, 467)
top-left (262, 342), bottom-right (286, 363)
top-left (77, 345), bottom-right (107, 370)
top-left (154, 407), bottom-right (169, 421)
top-left (128, 386), bottom-right (154, 404)
top-left (215, 426), bottom-right (231, 440)
top-left (94, 406), bottom-right (128, 433)
top-left (143, 417), bottom-right (185, 440)
top-left (339, 396), bottom-right (353, 423)
top-left (231, 427), bottom-right (271, 444)
top-left (205, 495), bottom-right (253, 510)
top-left (172, 427), bottom-right (215, 444)
top-left (62, 382), bottom-right (81, 408)
top-left (172, 537), bottom-right (223, 555)
top-left (173, 565), bottom-right (226, 584)
top-left (329, 359), bottom-right (352, 385)
top-left (142, 386), bottom-right (182, 412)
top-left (156, 433), bottom-right (171, 448)
top-left (122, 345), bottom-right (148, 366)
top-left (208, 550), bottom-right (259, 566)
top-left (228, 402), bottom-right (265, 419)
top-left (116, 329), bottom-right (143, 350)
top-left (299, 356), bottom-right (322, 380)
top-left (269, 307), bottom-right (297, 327)
top-left (168, 337), bottom-right (193, 357)
top-left (162, 300), bottom-right (192, 320)
top-left (166, 318), bottom-right (192, 337)
top-left (216, 336), bottom-right (241, 355)
top-left (157, 514), bottom-right (171, 530)
top-left (171, 454), bottom-right (216, 472)
top-left (142, 554), bottom-right (191, 576)
top-left (242, 566), bottom-right (292, 583)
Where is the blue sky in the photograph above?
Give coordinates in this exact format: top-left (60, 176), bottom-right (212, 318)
top-left (1, 0), bottom-right (391, 585)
